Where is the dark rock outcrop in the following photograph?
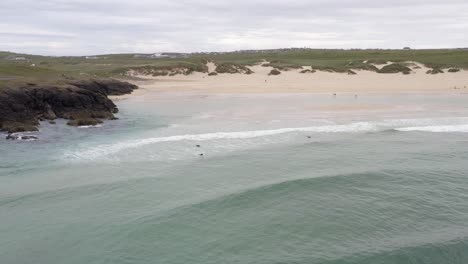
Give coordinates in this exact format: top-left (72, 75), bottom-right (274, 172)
top-left (0, 79), bottom-right (137, 133)
top-left (67, 118), bottom-right (103, 127)
top-left (67, 79), bottom-right (138, 96)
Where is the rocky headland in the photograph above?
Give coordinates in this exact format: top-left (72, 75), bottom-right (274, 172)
top-left (0, 79), bottom-right (137, 134)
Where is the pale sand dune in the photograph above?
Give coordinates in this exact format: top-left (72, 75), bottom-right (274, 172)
top-left (115, 62), bottom-right (468, 98)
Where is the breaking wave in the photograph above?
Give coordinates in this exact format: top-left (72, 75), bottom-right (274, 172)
top-left (64, 118), bottom-right (468, 160)
top-left (395, 124), bottom-right (468, 132)
top-left (64, 122), bottom-right (377, 160)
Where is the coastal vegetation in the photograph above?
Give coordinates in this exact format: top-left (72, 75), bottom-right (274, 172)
top-left (262, 62), bottom-right (303, 71)
top-left (215, 63), bottom-right (253, 74)
top-left (2, 49), bottom-right (468, 87)
top-left (300, 69), bottom-right (316, 74)
top-left (377, 63), bottom-right (412, 74)
top-left (365, 59), bottom-right (388, 65)
top-left (426, 68), bottom-right (444, 74)
top-left (269, 69), bottom-right (281, 75)
top-left (113, 63), bottom-right (208, 76)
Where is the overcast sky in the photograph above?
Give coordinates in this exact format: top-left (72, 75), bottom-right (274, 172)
top-left (0, 0), bottom-right (467, 56)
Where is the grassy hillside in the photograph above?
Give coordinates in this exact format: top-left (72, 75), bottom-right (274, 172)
top-left (201, 49), bottom-right (468, 69)
top-left (1, 49), bottom-right (467, 88)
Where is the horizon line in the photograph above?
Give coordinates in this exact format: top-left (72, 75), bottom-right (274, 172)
top-left (2, 47), bottom-right (468, 58)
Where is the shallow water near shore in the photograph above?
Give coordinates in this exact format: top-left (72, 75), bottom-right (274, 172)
top-left (2, 92), bottom-right (468, 264)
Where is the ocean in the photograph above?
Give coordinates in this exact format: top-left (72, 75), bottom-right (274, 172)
top-left (1, 92), bottom-right (468, 264)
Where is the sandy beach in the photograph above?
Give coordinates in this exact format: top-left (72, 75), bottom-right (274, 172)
top-left (114, 62), bottom-right (468, 100)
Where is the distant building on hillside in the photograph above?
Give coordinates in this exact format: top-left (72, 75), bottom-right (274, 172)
top-left (149, 53), bottom-right (170, 58)
top-left (133, 53), bottom-right (189, 59)
top-left (85, 56), bottom-right (100, 60)
top-left (4, 55), bottom-right (28, 61)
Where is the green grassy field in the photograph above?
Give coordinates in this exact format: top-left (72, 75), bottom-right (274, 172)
top-left (1, 49), bottom-right (467, 88)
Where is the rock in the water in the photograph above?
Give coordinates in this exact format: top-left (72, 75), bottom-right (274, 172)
top-left (67, 118), bottom-right (103, 127)
top-left (6, 133), bottom-right (19, 140)
top-left (6, 133), bottom-right (38, 140)
top-left (21, 135), bottom-right (38, 140)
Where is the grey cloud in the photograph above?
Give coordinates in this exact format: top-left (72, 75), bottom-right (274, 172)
top-left (0, 0), bottom-right (467, 55)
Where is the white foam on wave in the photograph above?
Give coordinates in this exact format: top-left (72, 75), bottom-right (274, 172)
top-left (65, 117), bottom-right (468, 161)
top-left (395, 124), bottom-right (468, 132)
top-left (66, 122), bottom-right (377, 160)
top-left (382, 117), bottom-right (468, 127)
top-left (77, 125), bottom-right (103, 128)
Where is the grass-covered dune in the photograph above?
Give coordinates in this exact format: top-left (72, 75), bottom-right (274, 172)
top-left (202, 49), bottom-right (468, 69)
top-left (1, 49), bottom-right (468, 87)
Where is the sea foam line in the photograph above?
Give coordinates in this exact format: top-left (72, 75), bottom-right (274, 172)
top-left (65, 120), bottom-right (468, 160)
top-left (395, 124), bottom-right (468, 132)
top-left (65, 122), bottom-right (377, 160)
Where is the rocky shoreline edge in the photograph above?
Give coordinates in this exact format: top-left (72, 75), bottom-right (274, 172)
top-left (0, 79), bottom-right (138, 138)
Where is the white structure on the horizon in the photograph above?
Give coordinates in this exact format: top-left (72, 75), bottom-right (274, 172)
top-left (133, 53), bottom-right (188, 59)
top-left (150, 53), bottom-right (170, 58)
top-left (4, 56), bottom-right (28, 61)
top-left (85, 56), bottom-right (100, 60)
top-left (134, 53), bottom-right (169, 58)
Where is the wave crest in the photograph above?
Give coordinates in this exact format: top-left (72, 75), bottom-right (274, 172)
top-left (65, 122), bottom-right (377, 160)
top-left (396, 124), bottom-right (468, 132)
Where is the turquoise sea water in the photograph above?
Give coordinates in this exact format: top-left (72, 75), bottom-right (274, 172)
top-left (1, 92), bottom-right (468, 264)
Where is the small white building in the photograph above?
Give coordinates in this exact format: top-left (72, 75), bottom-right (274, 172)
top-left (4, 55), bottom-right (28, 61)
top-left (149, 53), bottom-right (170, 58)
